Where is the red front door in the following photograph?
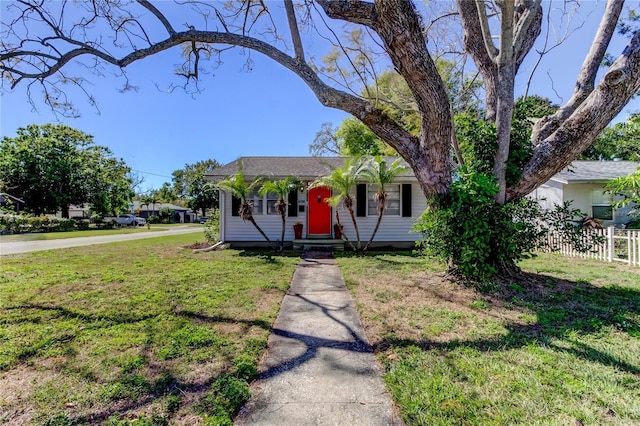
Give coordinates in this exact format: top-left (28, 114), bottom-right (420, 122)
top-left (307, 186), bottom-right (332, 235)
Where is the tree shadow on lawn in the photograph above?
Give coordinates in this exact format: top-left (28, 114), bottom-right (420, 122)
top-left (0, 303), bottom-right (272, 423)
top-left (374, 272), bottom-right (640, 376)
top-left (237, 249), bottom-right (300, 263)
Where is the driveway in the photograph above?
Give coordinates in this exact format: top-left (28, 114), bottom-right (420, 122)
top-left (0, 226), bottom-right (204, 255)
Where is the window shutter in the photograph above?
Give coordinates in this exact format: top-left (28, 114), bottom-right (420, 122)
top-left (288, 190), bottom-right (298, 217)
top-left (356, 184), bottom-right (367, 217)
top-left (402, 184), bottom-right (412, 217)
top-left (231, 195), bottom-right (240, 217)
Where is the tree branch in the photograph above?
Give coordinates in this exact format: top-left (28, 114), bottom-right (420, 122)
top-left (136, 0), bottom-right (176, 36)
top-left (457, 0), bottom-right (499, 120)
top-left (508, 30), bottom-right (640, 201)
top-left (284, 0), bottom-right (304, 60)
top-left (475, 0), bottom-right (499, 61)
top-left (532, 0), bottom-right (624, 144)
top-left (513, 0), bottom-right (542, 70)
top-left (316, 0), bottom-right (377, 28)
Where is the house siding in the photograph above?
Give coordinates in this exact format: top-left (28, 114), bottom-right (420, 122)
top-left (532, 181), bottom-right (635, 227)
top-left (221, 181), bottom-right (426, 244)
top-left (530, 181), bottom-right (563, 211)
top-left (222, 190), bottom-right (298, 242)
top-left (338, 182), bottom-right (424, 242)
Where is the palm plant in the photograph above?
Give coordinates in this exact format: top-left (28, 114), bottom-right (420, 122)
top-left (260, 177), bottom-right (302, 253)
top-left (140, 194), bottom-right (153, 218)
top-left (360, 156), bottom-right (409, 251)
top-left (217, 171), bottom-right (273, 248)
top-left (312, 157), bottom-right (367, 252)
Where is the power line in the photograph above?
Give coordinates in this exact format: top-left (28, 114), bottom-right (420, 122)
top-left (131, 169), bottom-right (172, 178)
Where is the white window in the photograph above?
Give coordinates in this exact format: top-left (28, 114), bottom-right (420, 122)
top-left (368, 184), bottom-right (401, 216)
top-left (248, 191), bottom-right (264, 215)
top-left (266, 192), bottom-right (280, 215)
top-left (591, 190), bottom-right (613, 220)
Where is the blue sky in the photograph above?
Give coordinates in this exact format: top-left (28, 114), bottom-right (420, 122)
top-left (1, 1), bottom-right (638, 191)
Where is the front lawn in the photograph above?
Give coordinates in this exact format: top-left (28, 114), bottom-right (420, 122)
top-left (0, 235), bottom-right (299, 425)
top-left (338, 252), bottom-right (640, 426)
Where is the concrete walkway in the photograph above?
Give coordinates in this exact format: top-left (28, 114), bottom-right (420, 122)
top-left (0, 226), bottom-right (203, 255)
top-left (235, 250), bottom-right (404, 426)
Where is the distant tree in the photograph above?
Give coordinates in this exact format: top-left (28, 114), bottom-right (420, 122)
top-left (0, 124), bottom-right (133, 217)
top-left (259, 177), bottom-right (301, 253)
top-left (87, 157), bottom-right (135, 216)
top-left (581, 113), bottom-right (640, 161)
top-left (172, 159), bottom-right (221, 216)
top-left (156, 183), bottom-right (176, 205)
top-left (309, 123), bottom-right (341, 157)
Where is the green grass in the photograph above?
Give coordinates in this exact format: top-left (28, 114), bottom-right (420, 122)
top-left (0, 227), bottom-right (171, 242)
top-left (338, 251), bottom-right (640, 426)
top-left (0, 235), bottom-right (298, 424)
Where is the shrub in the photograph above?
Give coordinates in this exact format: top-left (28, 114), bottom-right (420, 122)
top-left (414, 171), bottom-right (525, 280)
top-left (56, 218), bottom-right (75, 232)
top-left (204, 209), bottom-right (220, 244)
top-left (414, 171), bottom-right (605, 281)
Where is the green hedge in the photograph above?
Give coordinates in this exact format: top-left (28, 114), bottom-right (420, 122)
top-left (0, 214), bottom-right (85, 234)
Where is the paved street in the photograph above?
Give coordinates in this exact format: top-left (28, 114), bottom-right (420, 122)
top-left (0, 226), bottom-right (204, 255)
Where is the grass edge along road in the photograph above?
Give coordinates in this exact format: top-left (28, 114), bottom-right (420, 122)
top-left (0, 234), bottom-right (299, 425)
top-left (0, 224), bottom-right (203, 243)
top-left (337, 252), bottom-right (640, 426)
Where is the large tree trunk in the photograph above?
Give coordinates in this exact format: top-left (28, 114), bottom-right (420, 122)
top-left (493, 0), bottom-right (516, 204)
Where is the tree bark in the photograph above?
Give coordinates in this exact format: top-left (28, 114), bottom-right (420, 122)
top-left (493, 0), bottom-right (516, 204)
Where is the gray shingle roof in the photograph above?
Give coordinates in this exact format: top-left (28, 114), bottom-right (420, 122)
top-left (207, 156), bottom-right (416, 180)
top-left (552, 161), bottom-right (640, 183)
top-left (208, 158), bottom-right (639, 185)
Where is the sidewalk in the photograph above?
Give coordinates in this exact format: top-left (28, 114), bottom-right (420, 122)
top-left (235, 250), bottom-right (404, 425)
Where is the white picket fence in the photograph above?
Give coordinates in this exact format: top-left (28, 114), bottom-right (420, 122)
top-left (546, 227), bottom-right (640, 267)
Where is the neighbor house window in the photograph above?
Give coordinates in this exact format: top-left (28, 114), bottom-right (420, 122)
top-left (266, 192), bottom-right (280, 215)
top-left (591, 190), bottom-right (613, 220)
top-left (367, 184), bottom-right (401, 216)
top-left (248, 191), bottom-right (264, 215)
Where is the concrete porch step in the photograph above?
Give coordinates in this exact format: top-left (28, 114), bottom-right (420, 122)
top-left (292, 238), bottom-right (344, 252)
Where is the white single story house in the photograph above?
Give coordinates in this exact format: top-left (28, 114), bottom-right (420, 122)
top-left (530, 160), bottom-right (640, 227)
top-left (210, 157), bottom-right (639, 249)
top-left (208, 156), bottom-right (426, 249)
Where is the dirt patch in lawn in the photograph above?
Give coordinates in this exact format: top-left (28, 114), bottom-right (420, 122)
top-left (181, 241), bottom-right (211, 249)
top-left (347, 269), bottom-right (546, 350)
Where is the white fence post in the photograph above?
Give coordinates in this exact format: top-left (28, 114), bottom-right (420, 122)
top-left (607, 226), bottom-right (615, 263)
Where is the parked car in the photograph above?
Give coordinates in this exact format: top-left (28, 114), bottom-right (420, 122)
top-left (116, 214), bottom-right (142, 226)
top-left (196, 217), bottom-right (208, 224)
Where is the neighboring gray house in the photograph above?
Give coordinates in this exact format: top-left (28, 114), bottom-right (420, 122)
top-left (133, 201), bottom-right (195, 223)
top-left (530, 161), bottom-right (640, 227)
top-left (208, 157), bottom-right (426, 248)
